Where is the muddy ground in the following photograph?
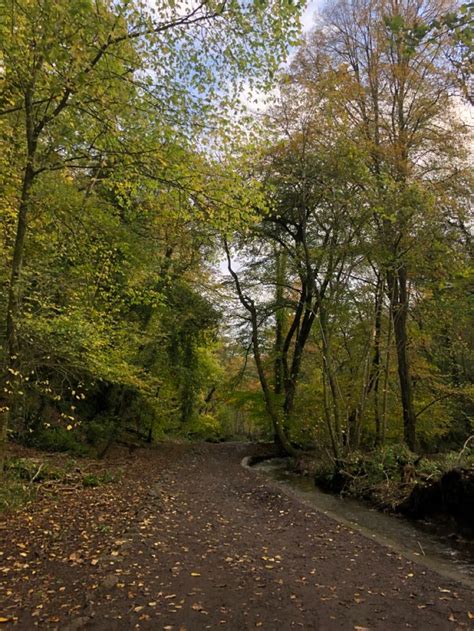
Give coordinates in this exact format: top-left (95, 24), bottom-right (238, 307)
top-left (1, 442), bottom-right (473, 630)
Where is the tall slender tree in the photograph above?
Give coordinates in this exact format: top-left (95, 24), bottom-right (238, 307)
top-left (292, 0), bottom-right (472, 449)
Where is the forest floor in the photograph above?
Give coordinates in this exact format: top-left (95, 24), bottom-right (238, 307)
top-left (1, 442), bottom-right (474, 630)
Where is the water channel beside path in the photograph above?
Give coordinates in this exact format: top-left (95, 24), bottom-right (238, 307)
top-left (246, 456), bottom-right (474, 588)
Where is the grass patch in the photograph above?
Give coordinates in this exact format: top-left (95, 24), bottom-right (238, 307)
top-left (28, 427), bottom-right (89, 456)
top-left (0, 479), bottom-right (36, 514)
top-left (5, 457), bottom-right (69, 482)
top-left (82, 470), bottom-right (117, 488)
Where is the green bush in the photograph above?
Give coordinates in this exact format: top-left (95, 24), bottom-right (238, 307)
top-left (416, 458), bottom-right (442, 478)
top-left (0, 481), bottom-right (36, 513)
top-left (30, 427), bottom-right (89, 456)
top-left (85, 417), bottom-right (116, 446)
top-left (185, 413), bottom-right (222, 441)
top-left (5, 458), bottom-right (65, 482)
top-left (82, 470), bottom-right (116, 487)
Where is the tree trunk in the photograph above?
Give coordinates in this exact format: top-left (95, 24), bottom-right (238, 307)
top-left (372, 276), bottom-right (383, 444)
top-left (225, 243), bottom-right (297, 457)
top-left (319, 306), bottom-right (342, 448)
top-left (387, 266), bottom-right (416, 450)
top-left (0, 93), bottom-right (37, 471)
top-left (380, 302), bottom-right (393, 446)
top-left (250, 309), bottom-right (298, 457)
top-left (322, 371), bottom-right (340, 460)
top-left (273, 249), bottom-right (285, 454)
top-left (274, 248), bottom-right (286, 397)
top-left (283, 308), bottom-right (315, 425)
top-left (348, 275), bottom-right (384, 448)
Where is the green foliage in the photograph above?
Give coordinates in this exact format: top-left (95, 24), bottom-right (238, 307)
top-left (417, 449), bottom-right (474, 479)
top-left (313, 443), bottom-right (474, 508)
top-left (315, 444), bottom-right (418, 487)
top-left (0, 0), bottom-right (471, 466)
top-left (0, 0), bottom-right (306, 463)
top-left (218, 388), bottom-right (271, 440)
top-left (85, 418), bottom-right (116, 447)
top-left (0, 480), bottom-right (36, 514)
top-left (82, 471), bottom-right (116, 487)
top-left (185, 414), bottom-right (222, 442)
top-left (28, 428), bottom-right (89, 456)
top-left (360, 445), bottom-right (417, 480)
top-left (5, 458), bottom-right (65, 482)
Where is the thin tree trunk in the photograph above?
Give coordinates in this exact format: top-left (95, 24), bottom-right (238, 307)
top-left (1, 91), bottom-right (37, 472)
top-left (347, 275), bottom-right (384, 448)
top-left (380, 295), bottom-right (393, 445)
top-left (273, 248), bottom-right (287, 453)
top-left (250, 309), bottom-right (298, 457)
top-left (319, 306), bottom-right (342, 448)
top-left (274, 248), bottom-right (286, 397)
top-left (372, 275), bottom-right (383, 443)
top-left (283, 309), bottom-right (315, 423)
top-left (225, 242), bottom-right (297, 457)
top-left (322, 371), bottom-right (340, 460)
top-left (387, 265), bottom-right (416, 450)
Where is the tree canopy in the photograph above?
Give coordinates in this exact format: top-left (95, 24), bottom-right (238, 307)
top-left (0, 0), bottom-right (472, 469)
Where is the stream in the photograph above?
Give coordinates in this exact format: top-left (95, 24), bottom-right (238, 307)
top-left (248, 457), bottom-right (474, 587)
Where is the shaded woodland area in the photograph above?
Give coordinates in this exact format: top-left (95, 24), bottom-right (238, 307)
top-left (0, 0), bottom-right (473, 517)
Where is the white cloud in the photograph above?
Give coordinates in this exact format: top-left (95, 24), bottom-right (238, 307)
top-left (300, 0), bottom-right (322, 33)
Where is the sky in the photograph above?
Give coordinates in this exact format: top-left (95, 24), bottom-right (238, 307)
top-left (219, 0), bottom-right (325, 275)
top-left (238, 0), bottom-right (323, 115)
top-left (300, 0), bottom-right (323, 32)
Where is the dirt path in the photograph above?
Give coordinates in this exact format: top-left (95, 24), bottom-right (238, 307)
top-left (1, 443), bottom-right (473, 630)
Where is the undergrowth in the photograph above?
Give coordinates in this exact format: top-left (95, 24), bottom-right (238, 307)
top-left (311, 443), bottom-right (474, 508)
top-left (0, 480), bottom-right (36, 514)
top-left (1, 452), bottom-right (119, 513)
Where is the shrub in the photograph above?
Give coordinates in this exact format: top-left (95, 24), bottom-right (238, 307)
top-left (5, 458), bottom-right (65, 482)
top-left (29, 427), bottom-right (89, 456)
top-left (0, 480), bottom-right (36, 513)
top-left (185, 413), bottom-right (222, 441)
top-left (82, 471), bottom-right (116, 487)
top-left (85, 417), bottom-right (116, 446)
